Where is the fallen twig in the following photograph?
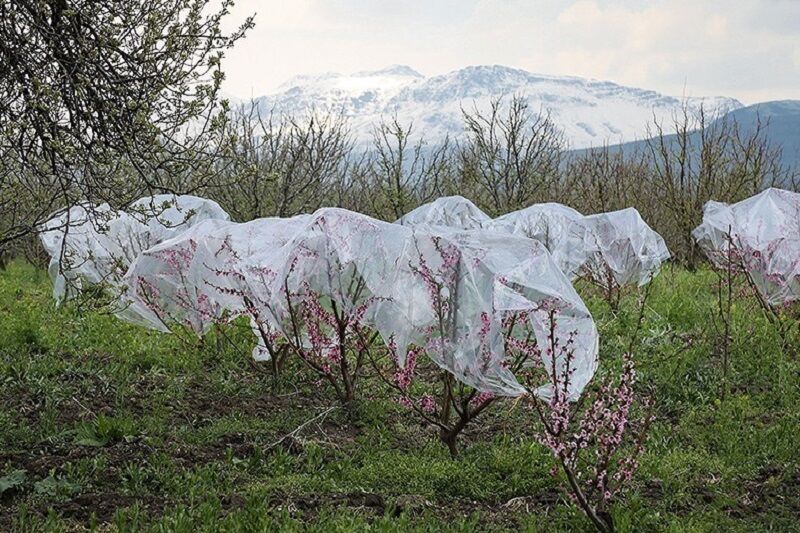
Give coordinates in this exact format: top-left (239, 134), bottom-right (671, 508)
top-left (265, 405), bottom-right (339, 451)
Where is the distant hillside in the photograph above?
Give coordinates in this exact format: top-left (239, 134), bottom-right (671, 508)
top-left (727, 101), bottom-right (800, 170)
top-left (589, 101), bottom-right (800, 172)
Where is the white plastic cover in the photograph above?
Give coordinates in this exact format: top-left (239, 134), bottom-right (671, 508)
top-left (40, 195), bottom-right (231, 302)
top-left (39, 203), bottom-right (150, 302)
top-left (571, 208), bottom-right (670, 287)
top-left (231, 209), bottom-right (414, 364)
top-left (115, 219), bottom-right (238, 333)
top-left (391, 227), bottom-right (598, 399)
top-left (693, 188), bottom-right (800, 305)
top-left (395, 196), bottom-right (491, 229)
top-left (117, 215), bottom-right (311, 337)
top-left (129, 194), bottom-right (231, 243)
top-left (486, 203), bottom-right (587, 279)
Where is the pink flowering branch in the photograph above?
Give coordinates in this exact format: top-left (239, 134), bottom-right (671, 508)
top-left (366, 335), bottom-right (498, 458)
top-left (279, 269), bottom-right (382, 414)
top-left (523, 305), bottom-right (654, 533)
top-left (708, 228), bottom-right (798, 351)
top-left (367, 239), bottom-right (537, 457)
top-left (131, 238), bottom-right (235, 345)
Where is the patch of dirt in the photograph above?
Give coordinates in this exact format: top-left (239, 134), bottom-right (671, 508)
top-left (55, 493), bottom-right (167, 524)
top-left (263, 488), bottom-right (562, 529)
top-left (0, 369), bottom-right (118, 428)
top-left (727, 466), bottom-right (800, 518)
top-left (168, 375), bottom-right (323, 425)
top-left (0, 439), bottom-right (156, 480)
top-left (1, 383), bottom-right (44, 425)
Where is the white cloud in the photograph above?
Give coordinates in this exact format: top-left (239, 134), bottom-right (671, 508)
top-left (220, 0), bottom-right (800, 104)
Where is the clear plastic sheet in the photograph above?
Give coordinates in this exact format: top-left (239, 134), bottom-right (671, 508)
top-left (486, 203), bottom-right (587, 279)
top-left (693, 188), bottom-right (800, 305)
top-left (39, 203), bottom-right (150, 302)
top-left (40, 195), bottom-right (231, 302)
top-left (115, 219), bottom-right (238, 333)
top-left (231, 209), bottom-right (415, 364)
top-left (128, 194), bottom-right (231, 242)
top-left (117, 216), bottom-right (312, 339)
top-left (395, 195), bottom-right (491, 229)
top-left (389, 226), bottom-right (599, 399)
top-left (571, 208), bottom-right (670, 287)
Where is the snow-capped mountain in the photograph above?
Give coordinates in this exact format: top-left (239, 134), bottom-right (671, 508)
top-left (248, 65), bottom-right (742, 149)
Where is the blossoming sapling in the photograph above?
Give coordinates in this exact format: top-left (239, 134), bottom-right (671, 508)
top-left (523, 303), bottom-right (654, 533)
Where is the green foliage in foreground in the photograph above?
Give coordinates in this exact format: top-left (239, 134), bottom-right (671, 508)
top-left (0, 261), bottom-right (798, 532)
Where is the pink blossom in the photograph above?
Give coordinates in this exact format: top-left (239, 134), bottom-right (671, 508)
top-left (420, 394), bottom-right (437, 413)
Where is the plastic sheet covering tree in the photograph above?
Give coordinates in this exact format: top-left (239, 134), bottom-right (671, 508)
top-left (395, 195), bottom-right (491, 229)
top-left (39, 195), bottom-right (231, 303)
top-left (228, 209), bottom-right (414, 406)
top-left (217, 210), bottom-right (599, 401)
top-left (128, 194), bottom-right (230, 243)
top-left (391, 227), bottom-right (599, 400)
top-left (693, 188), bottom-right (800, 306)
top-left (486, 203), bottom-right (586, 279)
top-left (117, 216), bottom-right (311, 339)
top-left (39, 203), bottom-right (150, 303)
top-left (115, 219), bottom-right (237, 334)
top-left (202, 215), bottom-right (313, 362)
top-left (571, 208), bottom-right (670, 290)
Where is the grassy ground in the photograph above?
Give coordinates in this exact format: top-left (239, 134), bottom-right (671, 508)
top-left (0, 261), bottom-right (798, 532)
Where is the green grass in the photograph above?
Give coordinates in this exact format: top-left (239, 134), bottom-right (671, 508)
top-left (1, 261), bottom-right (798, 532)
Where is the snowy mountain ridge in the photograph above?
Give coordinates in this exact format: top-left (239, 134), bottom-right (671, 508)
top-left (245, 65), bottom-right (743, 149)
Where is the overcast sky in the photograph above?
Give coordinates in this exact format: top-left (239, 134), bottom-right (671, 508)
top-left (221, 0), bottom-right (800, 104)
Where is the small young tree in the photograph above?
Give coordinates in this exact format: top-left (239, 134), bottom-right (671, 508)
top-left (371, 309), bottom-right (543, 458)
top-left (231, 211), bottom-right (407, 414)
top-left (694, 189), bottom-right (800, 352)
top-left (523, 303), bottom-right (654, 533)
top-left (279, 272), bottom-right (381, 412)
top-left (707, 230), bottom-right (798, 350)
top-left (366, 233), bottom-right (595, 458)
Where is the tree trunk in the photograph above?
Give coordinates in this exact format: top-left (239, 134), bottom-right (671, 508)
top-left (439, 428), bottom-right (459, 458)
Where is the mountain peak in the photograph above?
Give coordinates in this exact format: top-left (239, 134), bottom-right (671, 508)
top-left (255, 65), bottom-right (744, 149)
top-left (356, 65), bottom-right (424, 78)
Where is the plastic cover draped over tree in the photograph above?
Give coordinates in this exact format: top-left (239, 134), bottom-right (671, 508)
top-left (486, 203), bottom-right (586, 279)
top-left (693, 188), bottom-right (800, 305)
top-left (128, 194), bottom-right (231, 242)
top-left (117, 216), bottom-right (311, 340)
top-left (39, 195), bottom-right (231, 302)
top-left (395, 195), bottom-right (491, 229)
top-left (390, 226), bottom-right (599, 399)
top-left (221, 209), bottom-right (598, 400)
top-left (571, 208), bottom-right (670, 287)
top-left (40, 204), bottom-right (150, 302)
top-left (232, 209), bottom-right (413, 364)
top-left (116, 219), bottom-right (237, 333)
